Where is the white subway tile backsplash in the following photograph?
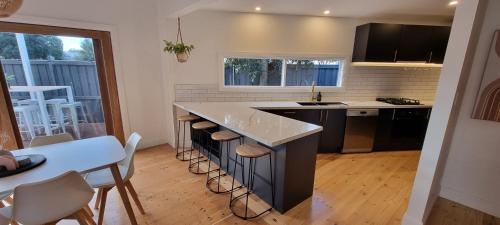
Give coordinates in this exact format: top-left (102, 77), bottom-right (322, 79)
top-left (175, 67), bottom-right (441, 102)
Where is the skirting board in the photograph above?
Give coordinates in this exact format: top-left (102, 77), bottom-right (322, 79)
top-left (138, 137), bottom-right (170, 150)
top-left (439, 186), bottom-right (500, 218)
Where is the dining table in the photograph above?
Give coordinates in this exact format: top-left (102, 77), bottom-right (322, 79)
top-left (8, 85), bottom-right (75, 136)
top-left (0, 136), bottom-right (138, 225)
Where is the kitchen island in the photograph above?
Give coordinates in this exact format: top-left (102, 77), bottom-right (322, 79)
top-left (173, 102), bottom-right (323, 213)
top-left (173, 101), bottom-right (433, 213)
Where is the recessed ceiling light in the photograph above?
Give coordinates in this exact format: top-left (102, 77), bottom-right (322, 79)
top-left (323, 10), bottom-right (331, 15)
top-left (448, 1), bottom-right (458, 6)
top-left (255, 6), bottom-right (261, 11)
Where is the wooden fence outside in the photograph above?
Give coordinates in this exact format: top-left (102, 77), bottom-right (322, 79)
top-left (225, 64), bottom-right (340, 86)
top-left (1, 59), bottom-right (104, 123)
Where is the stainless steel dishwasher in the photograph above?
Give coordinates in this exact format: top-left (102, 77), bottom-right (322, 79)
top-left (342, 109), bottom-right (379, 153)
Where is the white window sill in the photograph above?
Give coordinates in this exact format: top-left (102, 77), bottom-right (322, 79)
top-left (218, 85), bottom-right (346, 93)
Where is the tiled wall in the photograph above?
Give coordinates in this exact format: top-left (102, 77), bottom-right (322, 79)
top-left (175, 67), bottom-right (441, 102)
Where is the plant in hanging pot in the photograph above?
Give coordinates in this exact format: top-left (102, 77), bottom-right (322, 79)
top-left (163, 41), bottom-right (194, 63)
top-left (163, 17), bottom-right (194, 63)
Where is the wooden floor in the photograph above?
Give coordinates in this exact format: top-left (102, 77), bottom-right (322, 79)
top-left (61, 144), bottom-right (421, 225)
top-left (426, 198), bottom-right (500, 225)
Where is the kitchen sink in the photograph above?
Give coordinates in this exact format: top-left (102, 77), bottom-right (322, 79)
top-left (297, 102), bottom-right (346, 106)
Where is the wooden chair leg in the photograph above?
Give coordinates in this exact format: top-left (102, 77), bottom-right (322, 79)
top-left (77, 208), bottom-right (97, 225)
top-left (4, 196), bottom-right (13, 205)
top-left (94, 188), bottom-right (103, 210)
top-left (74, 209), bottom-right (90, 225)
top-left (84, 205), bottom-right (94, 217)
top-left (97, 188), bottom-right (110, 225)
top-left (125, 181), bottom-right (145, 215)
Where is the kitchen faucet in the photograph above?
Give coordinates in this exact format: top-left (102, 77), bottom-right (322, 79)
top-left (311, 82), bottom-right (317, 101)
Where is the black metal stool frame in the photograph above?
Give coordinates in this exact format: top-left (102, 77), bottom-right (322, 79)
top-left (206, 137), bottom-right (243, 194)
top-left (189, 125), bottom-right (217, 174)
top-left (176, 119), bottom-right (194, 161)
top-left (229, 149), bottom-right (275, 220)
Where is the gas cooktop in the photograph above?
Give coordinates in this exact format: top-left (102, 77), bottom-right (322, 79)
top-left (376, 97), bottom-right (421, 105)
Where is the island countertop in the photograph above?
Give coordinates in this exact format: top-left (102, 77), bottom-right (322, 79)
top-left (174, 102), bottom-right (324, 147)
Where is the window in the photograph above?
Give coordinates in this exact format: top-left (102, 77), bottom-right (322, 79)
top-left (223, 56), bottom-right (344, 90)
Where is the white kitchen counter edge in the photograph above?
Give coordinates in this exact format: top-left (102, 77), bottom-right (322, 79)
top-left (174, 102), bottom-right (324, 147)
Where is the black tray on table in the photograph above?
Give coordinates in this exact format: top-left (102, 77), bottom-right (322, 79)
top-left (0, 154), bottom-right (46, 178)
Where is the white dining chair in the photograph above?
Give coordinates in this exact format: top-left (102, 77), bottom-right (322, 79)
top-left (85, 132), bottom-right (144, 225)
top-left (0, 170), bottom-right (95, 225)
top-left (29, 133), bottom-right (74, 147)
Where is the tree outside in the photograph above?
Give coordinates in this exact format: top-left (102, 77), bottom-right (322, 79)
top-left (0, 32), bottom-right (95, 61)
top-left (0, 33), bottom-right (64, 60)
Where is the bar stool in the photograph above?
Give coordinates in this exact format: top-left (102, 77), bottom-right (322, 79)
top-left (206, 130), bottom-right (242, 194)
top-left (230, 143), bottom-right (275, 220)
top-left (176, 114), bottom-right (200, 161)
top-left (189, 121), bottom-right (217, 174)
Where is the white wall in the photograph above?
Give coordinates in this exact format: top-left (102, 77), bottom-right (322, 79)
top-left (403, 0), bottom-right (486, 224)
top-left (2, 0), bottom-right (169, 148)
top-left (438, 0), bottom-right (500, 218)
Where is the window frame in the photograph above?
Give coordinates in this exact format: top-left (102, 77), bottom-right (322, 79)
top-left (218, 52), bottom-right (348, 92)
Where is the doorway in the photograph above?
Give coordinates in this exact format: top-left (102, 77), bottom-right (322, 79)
top-left (0, 22), bottom-right (124, 149)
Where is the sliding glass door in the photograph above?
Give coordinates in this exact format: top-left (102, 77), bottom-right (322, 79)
top-left (0, 22), bottom-right (124, 149)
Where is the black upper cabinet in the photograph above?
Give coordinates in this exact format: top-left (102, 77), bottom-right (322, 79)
top-left (397, 25), bottom-right (433, 62)
top-left (353, 23), bottom-right (402, 62)
top-left (352, 23), bottom-right (451, 63)
top-left (429, 26), bottom-right (451, 63)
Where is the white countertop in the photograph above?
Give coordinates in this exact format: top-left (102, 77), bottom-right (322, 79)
top-left (174, 102), bottom-right (324, 147)
top-left (174, 101), bottom-right (433, 147)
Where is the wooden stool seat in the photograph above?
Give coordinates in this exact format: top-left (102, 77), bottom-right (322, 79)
top-left (192, 121), bottom-right (217, 130)
top-left (211, 130), bottom-right (240, 141)
top-left (177, 115), bottom-right (200, 122)
top-left (236, 143), bottom-right (271, 158)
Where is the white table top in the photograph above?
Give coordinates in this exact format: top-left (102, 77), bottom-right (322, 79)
top-left (175, 102), bottom-right (324, 147)
top-left (0, 136), bottom-right (125, 195)
top-left (8, 85), bottom-right (71, 92)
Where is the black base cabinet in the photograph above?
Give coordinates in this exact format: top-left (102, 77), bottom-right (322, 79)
top-left (261, 109), bottom-right (346, 153)
top-left (373, 108), bottom-right (431, 151)
top-left (318, 109), bottom-right (346, 153)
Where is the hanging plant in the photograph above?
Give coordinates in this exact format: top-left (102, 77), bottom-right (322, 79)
top-left (0, 0), bottom-right (23, 18)
top-left (163, 17), bottom-right (194, 63)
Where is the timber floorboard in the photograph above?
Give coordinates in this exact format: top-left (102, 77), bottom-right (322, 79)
top-left (58, 144), bottom-right (422, 225)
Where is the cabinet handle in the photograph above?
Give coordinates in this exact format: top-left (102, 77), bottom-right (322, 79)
top-left (391, 110), bottom-right (396, 120)
top-left (283, 111), bottom-right (296, 114)
top-left (319, 110), bottom-right (323, 123)
top-left (393, 50), bottom-right (398, 62)
top-left (325, 110), bottom-right (329, 123)
top-left (428, 51), bottom-right (433, 63)
top-left (426, 109), bottom-right (431, 119)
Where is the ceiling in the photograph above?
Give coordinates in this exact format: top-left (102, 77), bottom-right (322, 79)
top-left (197, 0), bottom-right (456, 19)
